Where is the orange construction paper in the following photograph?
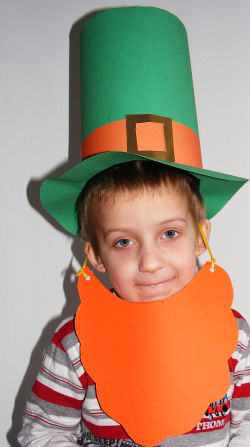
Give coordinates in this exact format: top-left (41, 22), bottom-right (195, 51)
top-left (136, 122), bottom-right (166, 151)
top-left (173, 120), bottom-right (202, 167)
top-left (81, 118), bottom-right (202, 168)
top-left (75, 262), bottom-right (238, 446)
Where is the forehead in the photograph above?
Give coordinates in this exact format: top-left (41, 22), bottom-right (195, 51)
top-left (96, 185), bottom-right (192, 226)
top-left (104, 183), bottom-right (189, 205)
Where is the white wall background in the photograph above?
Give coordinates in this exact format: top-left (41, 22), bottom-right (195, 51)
top-left (1, 1), bottom-right (249, 445)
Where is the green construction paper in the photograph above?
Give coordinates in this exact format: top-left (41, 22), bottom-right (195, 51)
top-left (80, 7), bottom-right (199, 142)
top-left (40, 151), bottom-right (248, 236)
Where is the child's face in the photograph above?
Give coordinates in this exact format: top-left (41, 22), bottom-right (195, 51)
top-left (86, 185), bottom-right (210, 302)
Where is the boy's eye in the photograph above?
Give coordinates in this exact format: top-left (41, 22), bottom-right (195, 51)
top-left (115, 239), bottom-right (134, 248)
top-left (162, 230), bottom-right (178, 239)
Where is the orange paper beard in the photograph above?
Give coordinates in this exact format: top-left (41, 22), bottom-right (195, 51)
top-left (75, 262), bottom-right (238, 446)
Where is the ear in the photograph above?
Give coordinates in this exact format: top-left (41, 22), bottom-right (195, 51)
top-left (84, 242), bottom-right (107, 273)
top-left (195, 219), bottom-right (211, 256)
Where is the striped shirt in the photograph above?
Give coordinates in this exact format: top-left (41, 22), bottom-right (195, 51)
top-left (18, 310), bottom-right (250, 446)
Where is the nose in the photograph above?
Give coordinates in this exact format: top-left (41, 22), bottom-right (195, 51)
top-left (138, 246), bottom-right (165, 273)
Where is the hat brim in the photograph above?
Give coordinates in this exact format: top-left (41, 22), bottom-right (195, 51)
top-left (40, 151), bottom-right (248, 236)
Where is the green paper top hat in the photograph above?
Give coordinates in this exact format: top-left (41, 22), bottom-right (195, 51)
top-left (40, 7), bottom-right (247, 236)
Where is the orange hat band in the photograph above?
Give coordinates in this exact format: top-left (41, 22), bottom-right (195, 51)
top-left (81, 114), bottom-right (203, 168)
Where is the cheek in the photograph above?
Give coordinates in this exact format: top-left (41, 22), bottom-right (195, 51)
top-left (173, 243), bottom-right (197, 279)
top-left (107, 260), bottom-right (136, 292)
top-left (169, 240), bottom-right (196, 264)
top-left (106, 249), bottom-right (135, 271)
top-left (111, 263), bottom-right (134, 281)
top-left (179, 258), bottom-right (197, 286)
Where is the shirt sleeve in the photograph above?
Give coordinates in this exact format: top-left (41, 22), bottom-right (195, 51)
top-left (229, 310), bottom-right (250, 446)
top-left (18, 317), bottom-right (87, 446)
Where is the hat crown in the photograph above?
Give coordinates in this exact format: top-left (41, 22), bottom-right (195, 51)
top-left (80, 7), bottom-right (198, 142)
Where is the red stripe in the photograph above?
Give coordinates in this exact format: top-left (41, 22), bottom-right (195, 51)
top-left (52, 333), bottom-right (65, 351)
top-left (52, 319), bottom-right (75, 351)
top-left (237, 344), bottom-right (247, 351)
top-left (228, 357), bottom-right (238, 372)
top-left (82, 418), bottom-right (129, 439)
top-left (24, 410), bottom-right (78, 429)
top-left (79, 372), bottom-right (88, 389)
top-left (73, 359), bottom-right (81, 366)
top-left (232, 309), bottom-right (244, 320)
top-left (232, 383), bottom-right (250, 399)
top-left (32, 380), bottom-right (83, 410)
top-left (86, 373), bottom-right (96, 386)
top-left (233, 368), bottom-right (250, 378)
top-left (41, 366), bottom-right (84, 391)
top-left (231, 420), bottom-right (241, 426)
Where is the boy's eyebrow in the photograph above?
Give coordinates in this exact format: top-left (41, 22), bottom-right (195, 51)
top-left (103, 219), bottom-right (187, 238)
top-left (103, 228), bottom-right (132, 238)
top-left (157, 218), bottom-right (187, 227)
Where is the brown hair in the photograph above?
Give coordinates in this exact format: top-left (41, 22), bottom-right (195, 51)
top-left (76, 160), bottom-right (206, 252)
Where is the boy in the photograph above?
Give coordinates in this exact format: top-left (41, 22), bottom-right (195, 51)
top-left (18, 7), bottom-right (249, 447)
top-left (18, 160), bottom-right (250, 446)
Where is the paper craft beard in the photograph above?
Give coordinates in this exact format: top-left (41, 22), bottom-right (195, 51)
top-left (75, 262), bottom-right (238, 446)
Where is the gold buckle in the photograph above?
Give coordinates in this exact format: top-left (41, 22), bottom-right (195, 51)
top-left (126, 114), bottom-right (175, 162)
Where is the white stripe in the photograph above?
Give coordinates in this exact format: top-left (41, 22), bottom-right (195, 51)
top-left (74, 362), bottom-right (86, 378)
top-left (83, 397), bottom-right (102, 411)
top-left (43, 354), bottom-right (84, 389)
top-left (67, 344), bottom-right (83, 363)
top-left (25, 401), bottom-right (80, 427)
top-left (232, 349), bottom-right (244, 362)
top-left (237, 329), bottom-right (249, 348)
top-left (233, 372), bottom-right (250, 387)
top-left (82, 411), bottom-right (119, 426)
top-left (227, 384), bottom-right (234, 399)
top-left (231, 407), bottom-right (250, 424)
top-left (36, 373), bottom-right (84, 401)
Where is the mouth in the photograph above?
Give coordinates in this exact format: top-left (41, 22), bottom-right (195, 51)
top-left (135, 277), bottom-right (175, 300)
top-left (137, 278), bottom-right (174, 287)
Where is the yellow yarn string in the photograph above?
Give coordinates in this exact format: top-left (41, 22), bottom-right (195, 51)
top-left (198, 224), bottom-right (216, 270)
top-left (76, 244), bottom-right (91, 279)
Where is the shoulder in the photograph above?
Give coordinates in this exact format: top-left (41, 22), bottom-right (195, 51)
top-left (53, 315), bottom-right (75, 341)
top-left (229, 309), bottom-right (249, 372)
top-left (45, 316), bottom-right (86, 381)
top-left (232, 309), bottom-right (249, 340)
top-left (50, 316), bottom-right (82, 354)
